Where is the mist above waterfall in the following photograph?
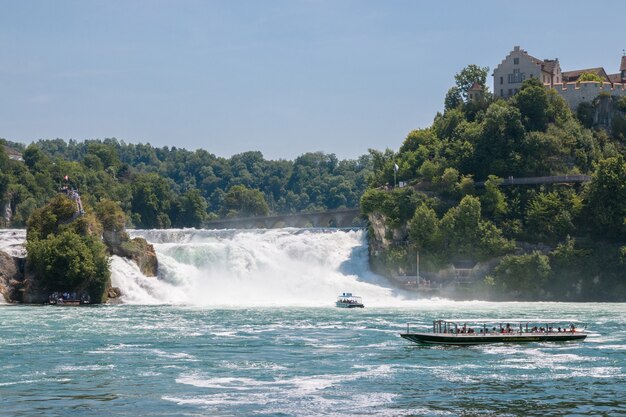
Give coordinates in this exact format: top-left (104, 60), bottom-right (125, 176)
top-left (113, 228), bottom-right (417, 307)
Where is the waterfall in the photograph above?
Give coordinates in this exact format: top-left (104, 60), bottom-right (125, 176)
top-left (117, 228), bottom-right (414, 307)
top-left (0, 228), bottom-right (423, 307)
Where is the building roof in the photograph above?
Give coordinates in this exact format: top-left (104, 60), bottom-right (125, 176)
top-left (541, 59), bottom-right (559, 74)
top-left (562, 67), bottom-right (609, 82)
top-left (468, 82), bottom-right (482, 91)
top-left (494, 47), bottom-right (559, 76)
top-left (608, 73), bottom-right (623, 84)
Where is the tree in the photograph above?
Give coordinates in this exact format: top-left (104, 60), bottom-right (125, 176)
top-left (492, 252), bottom-right (551, 299)
top-left (577, 72), bottom-right (604, 83)
top-left (131, 173), bottom-right (174, 228)
top-left (480, 175), bottom-right (508, 219)
top-left (514, 77), bottom-right (549, 132)
top-left (408, 204), bottom-right (440, 251)
top-left (454, 64), bottom-right (489, 101)
top-left (223, 185), bottom-right (269, 217)
top-left (472, 101), bottom-right (525, 179)
top-left (26, 194), bottom-right (77, 241)
top-left (444, 87), bottom-right (463, 111)
top-left (583, 156), bottom-right (626, 240)
top-left (26, 195), bottom-right (111, 302)
top-left (525, 191), bottom-right (576, 243)
top-left (27, 230), bottom-right (110, 301)
top-left (95, 199), bottom-right (127, 232)
top-left (172, 189), bottom-right (208, 227)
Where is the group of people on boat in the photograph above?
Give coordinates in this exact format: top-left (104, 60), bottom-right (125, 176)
top-left (49, 291), bottom-right (91, 304)
top-left (338, 298), bottom-right (360, 304)
top-left (443, 323), bottom-right (578, 335)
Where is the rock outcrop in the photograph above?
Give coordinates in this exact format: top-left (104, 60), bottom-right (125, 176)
top-left (0, 251), bottom-right (21, 302)
top-left (103, 230), bottom-right (158, 277)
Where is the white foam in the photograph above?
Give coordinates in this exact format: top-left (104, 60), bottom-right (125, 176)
top-left (0, 229), bottom-right (26, 257)
top-left (120, 228), bottom-right (428, 307)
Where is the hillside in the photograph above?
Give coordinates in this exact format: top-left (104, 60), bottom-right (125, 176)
top-left (0, 141), bottom-right (372, 229)
top-left (361, 70), bottom-right (626, 301)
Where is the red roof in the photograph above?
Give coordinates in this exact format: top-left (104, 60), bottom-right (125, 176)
top-left (562, 67), bottom-right (609, 82)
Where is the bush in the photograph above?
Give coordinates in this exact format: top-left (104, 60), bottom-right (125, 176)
top-left (26, 194), bottom-right (111, 302)
top-left (26, 230), bottom-right (110, 302)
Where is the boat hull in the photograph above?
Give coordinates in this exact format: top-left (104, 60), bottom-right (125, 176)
top-left (335, 302), bottom-right (364, 308)
top-left (400, 332), bottom-right (587, 345)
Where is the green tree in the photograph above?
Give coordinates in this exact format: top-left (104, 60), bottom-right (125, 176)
top-left (514, 77), bottom-right (549, 132)
top-left (577, 72), bottom-right (604, 83)
top-left (26, 195), bottom-right (111, 302)
top-left (473, 101), bottom-right (525, 178)
top-left (444, 86), bottom-right (463, 111)
top-left (172, 189), bottom-right (208, 227)
top-left (492, 252), bottom-right (551, 299)
top-left (480, 175), bottom-right (508, 219)
top-left (525, 191), bottom-right (576, 243)
top-left (583, 156), bottom-right (626, 240)
top-left (408, 203), bottom-right (440, 251)
top-left (223, 185), bottom-right (269, 217)
top-left (95, 199), bottom-right (127, 232)
top-left (454, 64), bottom-right (489, 101)
top-left (27, 230), bottom-right (110, 301)
top-left (131, 173), bottom-right (173, 228)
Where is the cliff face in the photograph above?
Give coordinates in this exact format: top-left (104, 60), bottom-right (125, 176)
top-left (592, 94), bottom-right (624, 130)
top-left (103, 230), bottom-right (158, 277)
top-left (366, 211), bottom-right (497, 298)
top-left (0, 251), bottom-right (22, 302)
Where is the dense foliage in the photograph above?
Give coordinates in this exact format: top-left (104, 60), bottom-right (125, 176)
top-left (362, 67), bottom-right (626, 300)
top-left (25, 195), bottom-right (110, 302)
top-left (0, 141), bottom-right (372, 228)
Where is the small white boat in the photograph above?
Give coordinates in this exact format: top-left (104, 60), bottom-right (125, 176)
top-left (336, 293), bottom-right (364, 308)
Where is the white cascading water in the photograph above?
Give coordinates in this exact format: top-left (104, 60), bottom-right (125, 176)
top-left (0, 229), bottom-right (27, 304)
top-left (0, 228), bottom-right (432, 307)
top-left (115, 228), bottom-right (419, 307)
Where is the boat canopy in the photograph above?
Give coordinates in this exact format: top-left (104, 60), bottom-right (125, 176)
top-left (436, 318), bottom-right (583, 324)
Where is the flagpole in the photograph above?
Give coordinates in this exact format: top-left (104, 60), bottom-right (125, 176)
top-left (393, 161), bottom-right (397, 188)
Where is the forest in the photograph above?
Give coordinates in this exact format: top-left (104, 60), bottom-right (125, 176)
top-left (361, 66), bottom-right (626, 301)
top-left (0, 139), bottom-right (372, 229)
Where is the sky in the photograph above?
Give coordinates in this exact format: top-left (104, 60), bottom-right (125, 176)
top-left (1, 0), bottom-right (624, 160)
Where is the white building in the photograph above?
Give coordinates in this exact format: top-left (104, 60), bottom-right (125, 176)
top-left (492, 46), bottom-right (562, 99)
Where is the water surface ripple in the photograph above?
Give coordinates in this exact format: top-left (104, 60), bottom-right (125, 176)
top-left (1, 303), bottom-right (625, 416)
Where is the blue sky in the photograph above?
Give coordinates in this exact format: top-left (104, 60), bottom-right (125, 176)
top-left (1, 1), bottom-right (624, 160)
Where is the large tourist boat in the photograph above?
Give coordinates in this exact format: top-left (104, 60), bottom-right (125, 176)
top-left (336, 293), bottom-right (364, 308)
top-left (401, 319), bottom-right (587, 345)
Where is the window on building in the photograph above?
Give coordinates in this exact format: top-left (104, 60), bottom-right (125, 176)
top-left (500, 76), bottom-right (503, 85)
top-left (500, 89), bottom-right (503, 97)
top-left (514, 57), bottom-right (519, 65)
top-left (508, 89), bottom-right (512, 96)
top-left (508, 69), bottom-right (524, 84)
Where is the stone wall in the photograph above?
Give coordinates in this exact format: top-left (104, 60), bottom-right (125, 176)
top-left (551, 81), bottom-right (626, 109)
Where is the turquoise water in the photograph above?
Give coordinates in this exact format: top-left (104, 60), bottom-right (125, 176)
top-left (1, 303), bottom-right (625, 416)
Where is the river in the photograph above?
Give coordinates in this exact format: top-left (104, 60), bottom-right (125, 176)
top-left (0, 228), bottom-right (624, 416)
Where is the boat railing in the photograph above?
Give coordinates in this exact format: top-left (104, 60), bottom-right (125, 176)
top-left (404, 321), bottom-right (586, 336)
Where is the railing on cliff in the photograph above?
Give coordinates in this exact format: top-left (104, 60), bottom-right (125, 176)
top-left (203, 208), bottom-right (364, 230)
top-left (474, 175), bottom-right (591, 187)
